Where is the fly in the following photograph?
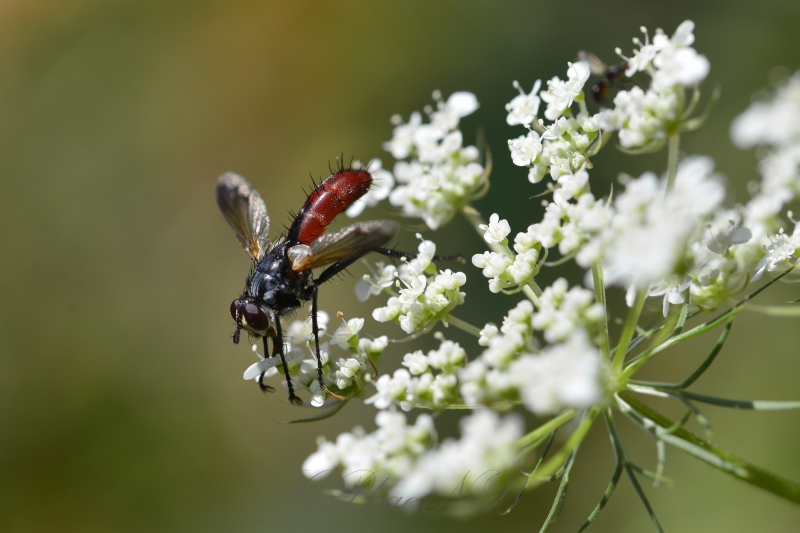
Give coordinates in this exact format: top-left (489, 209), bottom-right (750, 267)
top-left (215, 164), bottom-right (455, 405)
top-left (578, 51), bottom-right (632, 107)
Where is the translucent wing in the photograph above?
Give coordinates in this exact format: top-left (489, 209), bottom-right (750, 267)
top-left (577, 50), bottom-right (606, 75)
top-left (289, 220), bottom-right (399, 272)
top-left (215, 172), bottom-right (270, 261)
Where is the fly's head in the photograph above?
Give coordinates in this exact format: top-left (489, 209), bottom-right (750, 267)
top-left (230, 298), bottom-right (272, 344)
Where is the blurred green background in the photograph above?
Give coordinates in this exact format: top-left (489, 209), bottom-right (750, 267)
top-left (2, 1), bottom-right (800, 531)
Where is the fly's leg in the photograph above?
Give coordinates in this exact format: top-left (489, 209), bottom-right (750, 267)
top-left (374, 247), bottom-right (465, 264)
top-left (310, 286), bottom-right (345, 401)
top-left (257, 338), bottom-right (277, 394)
top-left (271, 317), bottom-right (302, 405)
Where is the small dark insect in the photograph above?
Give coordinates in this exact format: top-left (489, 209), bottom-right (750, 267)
top-left (216, 163), bottom-right (451, 405)
top-left (579, 51), bottom-right (631, 107)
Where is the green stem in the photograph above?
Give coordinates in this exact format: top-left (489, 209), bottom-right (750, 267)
top-left (613, 290), bottom-right (646, 374)
top-left (618, 391), bottom-right (800, 505)
top-left (627, 263), bottom-right (798, 369)
top-left (625, 318), bottom-right (733, 386)
top-left (666, 133), bottom-right (680, 191)
top-left (444, 313), bottom-right (482, 337)
top-left (523, 284), bottom-right (543, 307)
top-left (740, 303), bottom-right (800, 317)
top-left (524, 406), bottom-right (601, 492)
top-left (591, 263), bottom-right (610, 359)
top-left (517, 408), bottom-right (578, 449)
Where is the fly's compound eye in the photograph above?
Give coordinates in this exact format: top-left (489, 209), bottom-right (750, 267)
top-left (241, 302), bottom-right (270, 334)
top-left (230, 299), bottom-right (242, 321)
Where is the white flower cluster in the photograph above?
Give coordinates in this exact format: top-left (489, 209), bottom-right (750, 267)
top-left (601, 21), bottom-right (710, 149)
top-left (584, 157), bottom-right (725, 288)
top-left (731, 70), bottom-right (800, 271)
top-left (294, 19), bottom-right (800, 517)
top-left (244, 312), bottom-right (389, 407)
top-left (389, 410), bottom-right (523, 501)
top-left (508, 104), bottom-right (600, 186)
top-left (527, 190), bottom-right (612, 258)
top-left (303, 410), bottom-right (436, 486)
top-left (364, 279), bottom-right (604, 416)
top-left (685, 209), bottom-right (753, 311)
top-left (472, 214), bottom-right (543, 293)
top-left (460, 287), bottom-right (604, 414)
top-left (584, 156), bottom-right (755, 314)
top-left (382, 91), bottom-right (486, 229)
top-left (600, 85), bottom-right (680, 150)
top-left (460, 300), bottom-right (538, 407)
top-left (531, 278), bottom-right (604, 342)
top-left (366, 337), bottom-right (465, 411)
top-left (303, 409), bottom-right (523, 504)
top-left (368, 238), bottom-right (467, 335)
top-left (753, 224), bottom-right (800, 281)
top-left (505, 21), bottom-right (710, 200)
top-left (356, 236), bottom-right (436, 302)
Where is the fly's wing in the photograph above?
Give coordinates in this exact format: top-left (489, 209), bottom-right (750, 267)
top-left (215, 172), bottom-right (270, 261)
top-left (289, 220), bottom-right (399, 272)
top-left (577, 50), bottom-right (606, 75)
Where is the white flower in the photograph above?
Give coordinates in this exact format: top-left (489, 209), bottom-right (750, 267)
top-left (302, 436), bottom-right (340, 479)
top-left (649, 21), bottom-right (710, 90)
top-left (478, 323), bottom-right (498, 346)
top-left (402, 351), bottom-right (429, 375)
top-left (590, 157), bottom-right (726, 289)
top-left (607, 86), bottom-right (679, 149)
top-left (479, 213), bottom-right (511, 244)
top-left (303, 412), bottom-right (437, 485)
top-left (472, 251), bottom-right (512, 279)
top-left (309, 381), bottom-right (327, 407)
top-left (390, 411), bottom-right (523, 500)
top-left (706, 221), bottom-right (752, 255)
top-left (651, 45), bottom-right (710, 91)
top-left (752, 226), bottom-right (800, 281)
top-left (427, 339), bottom-right (466, 371)
top-left (384, 93), bottom-right (486, 230)
top-left (430, 91), bottom-right (480, 133)
top-left (731, 71), bottom-right (800, 149)
top-left (373, 266), bottom-right (467, 335)
top-left (360, 335), bottom-right (389, 355)
top-left (384, 112), bottom-right (423, 160)
top-left (648, 274), bottom-right (692, 317)
top-left (331, 318), bottom-right (365, 349)
top-left (508, 130), bottom-right (543, 167)
top-left (356, 261), bottom-right (398, 302)
top-left (366, 369), bottom-right (413, 410)
top-left (243, 341), bottom-right (303, 381)
top-left (541, 61), bottom-right (591, 120)
top-left (285, 311), bottom-right (329, 344)
top-left (619, 26), bottom-right (658, 76)
top-left (511, 333), bottom-right (603, 416)
top-left (531, 278), bottom-right (604, 342)
top-left (506, 79), bottom-right (542, 126)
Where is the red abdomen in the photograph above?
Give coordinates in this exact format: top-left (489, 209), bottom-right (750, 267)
top-left (288, 169), bottom-right (372, 245)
